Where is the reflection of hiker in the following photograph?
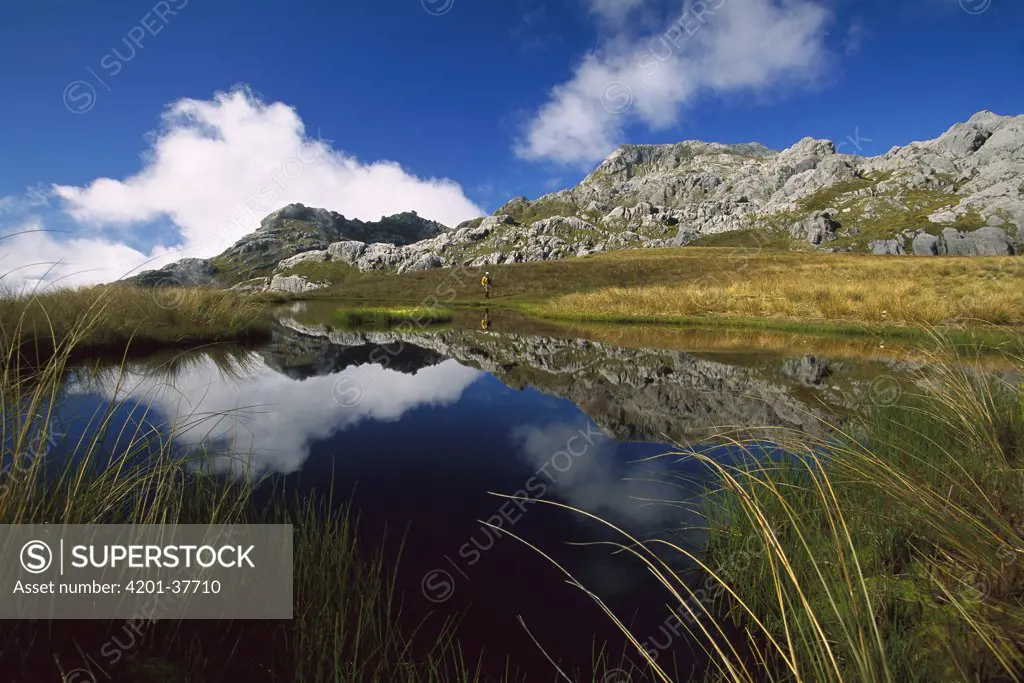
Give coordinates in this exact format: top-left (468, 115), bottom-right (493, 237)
top-left (481, 272), bottom-right (492, 299)
top-left (481, 309), bottom-right (491, 332)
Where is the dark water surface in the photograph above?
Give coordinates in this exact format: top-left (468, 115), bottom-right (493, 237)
top-left (37, 307), bottom-right (917, 680)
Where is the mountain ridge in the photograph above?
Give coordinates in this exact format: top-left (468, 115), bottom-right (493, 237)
top-left (131, 109), bottom-right (1024, 293)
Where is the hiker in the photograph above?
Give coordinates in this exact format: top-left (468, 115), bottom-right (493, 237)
top-left (481, 309), bottom-right (491, 332)
top-left (481, 271), bottom-right (492, 299)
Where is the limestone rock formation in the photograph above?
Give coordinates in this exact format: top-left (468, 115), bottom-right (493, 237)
top-left (266, 274), bottom-right (329, 294)
top-left (136, 111), bottom-right (1024, 288)
top-left (128, 258), bottom-right (217, 288)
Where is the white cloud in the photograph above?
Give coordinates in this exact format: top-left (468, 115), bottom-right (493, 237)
top-left (0, 219), bottom-right (156, 290)
top-left (587, 0), bottom-right (652, 25)
top-left (2, 88), bottom-right (483, 289)
top-left (517, 0), bottom-right (832, 166)
top-left (76, 355), bottom-right (482, 476)
top-left (511, 421), bottom-right (681, 526)
top-left (0, 186), bottom-right (51, 216)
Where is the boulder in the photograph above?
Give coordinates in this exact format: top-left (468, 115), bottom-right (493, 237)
top-left (927, 210), bottom-right (959, 224)
top-left (531, 216), bottom-right (598, 234)
top-left (398, 253), bottom-right (443, 274)
top-left (267, 275), bottom-right (328, 294)
top-left (276, 250), bottom-right (329, 271)
top-left (790, 211), bottom-right (840, 245)
top-left (327, 240), bottom-right (367, 265)
top-left (357, 243), bottom-right (404, 270)
top-left (868, 239), bottom-right (905, 255)
top-left (942, 227), bottom-right (1014, 256)
top-left (912, 233), bottom-right (942, 256)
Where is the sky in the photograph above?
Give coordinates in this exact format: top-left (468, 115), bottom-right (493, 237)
top-left (1, 0), bottom-right (1022, 287)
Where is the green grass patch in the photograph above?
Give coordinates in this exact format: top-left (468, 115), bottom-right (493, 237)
top-left (687, 358), bottom-right (1024, 681)
top-left (210, 254), bottom-right (277, 286)
top-left (501, 198), bottom-right (581, 225)
top-left (832, 188), bottom-right (985, 250)
top-left (797, 173), bottom-right (889, 212)
top-left (456, 216), bottom-right (485, 231)
top-left (685, 227), bottom-right (798, 250)
top-left (279, 259), bottom-right (360, 284)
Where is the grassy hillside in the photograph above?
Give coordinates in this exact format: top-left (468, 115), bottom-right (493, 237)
top-left (285, 247), bottom-right (1024, 332)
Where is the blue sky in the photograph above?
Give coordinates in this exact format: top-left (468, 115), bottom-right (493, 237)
top-left (1, 0), bottom-right (1022, 286)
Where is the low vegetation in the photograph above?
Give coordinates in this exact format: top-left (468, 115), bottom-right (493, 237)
top-left (685, 227), bottom-right (803, 250)
top-left (694, 347), bottom-right (1024, 681)
top-left (514, 340), bottom-right (1024, 682)
top-left (285, 247), bottom-right (1024, 334)
top-left (499, 198), bottom-right (582, 226)
top-left (831, 188), bottom-right (988, 250)
top-left (555, 321), bottom-right (1020, 367)
top-left (535, 249), bottom-right (1024, 329)
top-left (789, 171), bottom-right (992, 250)
top-left (0, 284), bottom-right (269, 363)
top-left (797, 173), bottom-right (889, 212)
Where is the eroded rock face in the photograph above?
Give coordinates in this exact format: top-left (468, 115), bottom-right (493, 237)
top-left (276, 250), bottom-right (329, 271)
top-left (211, 204), bottom-right (447, 280)
top-left (267, 275), bottom-right (328, 294)
top-left (913, 233), bottom-right (942, 256)
top-left (790, 211), bottom-right (841, 245)
top-left (869, 239), bottom-right (906, 255)
top-left (909, 227), bottom-right (1016, 256)
top-left (941, 227), bottom-right (1014, 256)
top-left (327, 241), bottom-right (367, 264)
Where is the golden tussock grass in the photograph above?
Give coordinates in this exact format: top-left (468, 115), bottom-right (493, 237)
top-left (0, 284), bottom-right (269, 362)
top-left (496, 338), bottom-right (1024, 682)
top-left (540, 251), bottom-right (1024, 328)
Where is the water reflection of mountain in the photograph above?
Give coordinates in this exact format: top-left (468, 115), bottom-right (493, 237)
top-left (263, 326), bottom-right (448, 380)
top-left (268, 319), bottom-right (866, 443)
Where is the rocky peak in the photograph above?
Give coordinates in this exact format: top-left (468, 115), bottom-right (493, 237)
top-left (134, 110), bottom-right (1024, 291)
top-left (587, 140), bottom-right (773, 181)
top-left (260, 203), bottom-right (348, 231)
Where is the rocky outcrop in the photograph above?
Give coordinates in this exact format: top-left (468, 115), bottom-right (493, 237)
top-left (790, 211), bottom-right (841, 245)
top-left (869, 238), bottom-right (906, 256)
top-left (913, 233), bottom-right (942, 256)
top-left (127, 258), bottom-right (216, 288)
top-left (140, 111), bottom-right (1024, 287)
top-left (501, 111), bottom-right (1022, 254)
top-left (131, 204), bottom-right (447, 286)
top-left (275, 250), bottom-right (329, 271)
top-left (941, 226), bottom-right (1014, 256)
top-left (909, 226), bottom-right (1015, 257)
top-left (266, 274), bottom-right (328, 294)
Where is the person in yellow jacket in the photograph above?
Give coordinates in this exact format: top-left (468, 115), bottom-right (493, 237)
top-left (481, 271), bottom-right (492, 299)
